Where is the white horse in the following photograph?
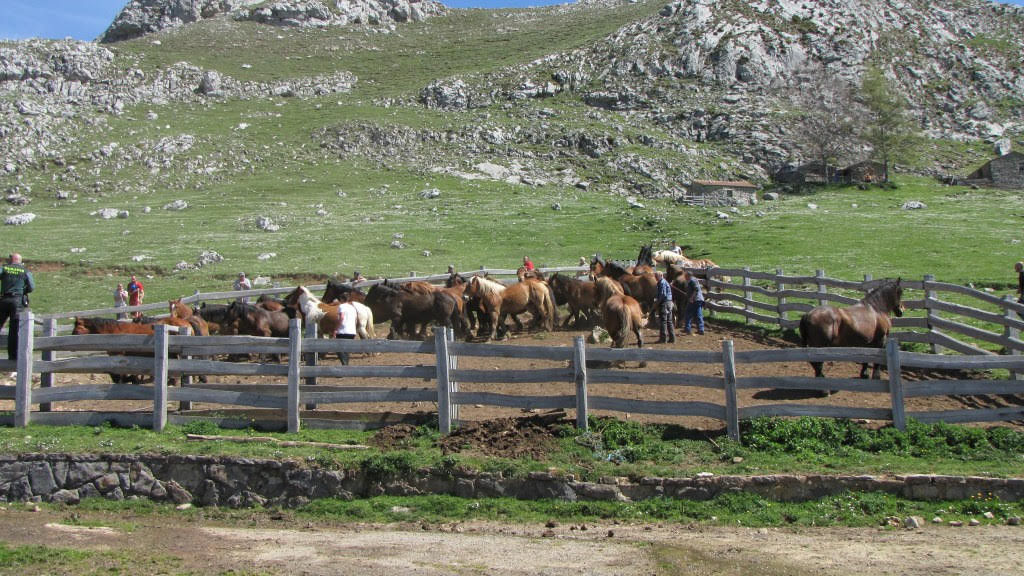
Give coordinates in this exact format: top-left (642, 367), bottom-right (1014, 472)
top-left (289, 286), bottom-right (375, 339)
top-left (652, 249), bottom-right (689, 265)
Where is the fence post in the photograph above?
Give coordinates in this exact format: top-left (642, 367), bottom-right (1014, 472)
top-left (776, 267), bottom-right (786, 327)
top-left (448, 327), bottom-right (459, 426)
top-left (287, 318), bottom-right (302, 433)
top-left (742, 267), bottom-right (752, 325)
top-left (573, 336), bottom-right (588, 430)
top-left (435, 327), bottom-right (453, 434)
top-left (152, 324), bottom-right (170, 432)
top-left (923, 274), bottom-right (943, 354)
top-left (816, 269), bottom-right (827, 307)
top-left (40, 318), bottom-right (56, 412)
top-left (887, 337), bottom-right (905, 431)
top-left (304, 320), bottom-right (318, 411)
top-left (178, 325), bottom-right (192, 412)
top-left (14, 310), bottom-right (34, 428)
top-left (722, 339), bottom-right (739, 441)
top-left (1005, 295), bottom-right (1022, 380)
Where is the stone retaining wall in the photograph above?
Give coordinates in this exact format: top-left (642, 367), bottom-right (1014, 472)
top-left (2, 454), bottom-right (1022, 508)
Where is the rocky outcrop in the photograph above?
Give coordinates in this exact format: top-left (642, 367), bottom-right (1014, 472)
top-left (445, 0), bottom-right (1024, 175)
top-left (2, 453), bottom-right (1023, 508)
top-left (102, 0), bottom-right (448, 42)
top-left (101, 0), bottom-right (264, 43)
top-left (0, 38), bottom-right (355, 175)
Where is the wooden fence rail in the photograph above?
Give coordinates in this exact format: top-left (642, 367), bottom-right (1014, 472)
top-left (8, 310), bottom-right (1024, 439)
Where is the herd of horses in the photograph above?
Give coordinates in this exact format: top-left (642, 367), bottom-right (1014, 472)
top-left (69, 245), bottom-right (906, 381)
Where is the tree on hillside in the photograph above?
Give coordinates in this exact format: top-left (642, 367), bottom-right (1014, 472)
top-left (790, 65), bottom-right (859, 184)
top-left (858, 65), bottom-right (916, 183)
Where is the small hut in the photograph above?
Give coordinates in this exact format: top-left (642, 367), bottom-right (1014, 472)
top-left (678, 180), bottom-right (760, 206)
top-left (963, 152), bottom-right (1024, 190)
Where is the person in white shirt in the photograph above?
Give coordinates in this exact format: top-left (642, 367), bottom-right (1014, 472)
top-left (336, 296), bottom-right (358, 365)
top-left (233, 272), bottom-right (252, 303)
top-left (113, 283), bottom-right (129, 320)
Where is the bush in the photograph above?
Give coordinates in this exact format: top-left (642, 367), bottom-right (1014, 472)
top-left (740, 417), bottom-right (1024, 459)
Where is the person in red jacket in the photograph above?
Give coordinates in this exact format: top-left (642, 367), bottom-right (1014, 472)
top-left (522, 256), bottom-right (535, 271)
top-left (127, 275), bottom-right (145, 319)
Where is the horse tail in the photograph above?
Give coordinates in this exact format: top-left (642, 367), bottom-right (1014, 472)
top-left (799, 313), bottom-right (811, 347)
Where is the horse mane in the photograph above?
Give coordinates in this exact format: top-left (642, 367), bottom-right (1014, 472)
top-left (469, 275), bottom-right (505, 296)
top-left (595, 276), bottom-right (624, 299)
top-left (862, 279), bottom-right (903, 313)
top-left (76, 316), bottom-right (117, 330)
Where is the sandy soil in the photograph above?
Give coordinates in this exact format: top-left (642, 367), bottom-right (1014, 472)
top-left (2, 506), bottom-right (1022, 575)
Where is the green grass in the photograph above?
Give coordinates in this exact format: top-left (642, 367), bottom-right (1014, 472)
top-left (4, 417), bottom-right (1024, 480)
top-left (0, 541), bottom-right (187, 576)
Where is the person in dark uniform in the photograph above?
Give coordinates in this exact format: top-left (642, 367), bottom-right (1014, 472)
top-left (0, 253), bottom-right (34, 362)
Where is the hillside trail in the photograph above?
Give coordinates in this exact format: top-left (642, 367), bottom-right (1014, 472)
top-left (3, 506), bottom-right (1022, 575)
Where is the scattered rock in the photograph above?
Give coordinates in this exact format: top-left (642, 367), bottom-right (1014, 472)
top-left (901, 201), bottom-right (927, 210)
top-left (1008, 516), bottom-right (1021, 526)
top-left (807, 203), bottom-right (818, 210)
top-left (969, 518), bottom-right (981, 526)
top-left (551, 202), bottom-right (561, 211)
top-left (4, 213), bottom-right (36, 226)
top-left (390, 240), bottom-right (406, 249)
top-left (257, 216), bottom-right (280, 232)
top-left (904, 516), bottom-right (925, 529)
top-left (257, 252), bottom-right (277, 261)
top-left (163, 200), bottom-right (188, 211)
top-left (418, 188), bottom-right (440, 199)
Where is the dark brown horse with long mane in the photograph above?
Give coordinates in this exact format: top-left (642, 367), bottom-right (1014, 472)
top-left (799, 279), bottom-right (904, 379)
top-left (592, 258), bottom-right (657, 313)
top-left (364, 282), bottom-right (462, 340)
top-left (548, 272), bottom-right (597, 328)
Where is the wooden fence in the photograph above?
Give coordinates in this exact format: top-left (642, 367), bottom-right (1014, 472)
top-left (697, 267), bottom-right (1024, 359)
top-left (5, 310), bottom-right (1024, 440)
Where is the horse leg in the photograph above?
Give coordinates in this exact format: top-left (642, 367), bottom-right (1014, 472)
top-left (810, 361), bottom-right (825, 378)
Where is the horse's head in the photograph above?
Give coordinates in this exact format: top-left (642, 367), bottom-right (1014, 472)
top-left (865, 278), bottom-right (904, 317)
top-left (72, 317), bottom-right (89, 335)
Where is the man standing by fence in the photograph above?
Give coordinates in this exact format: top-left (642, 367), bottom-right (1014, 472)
top-left (127, 275), bottom-right (144, 319)
top-left (681, 270), bottom-right (705, 335)
top-left (654, 271), bottom-right (675, 343)
top-left (233, 272), bottom-right (252, 303)
top-left (0, 253), bottom-right (34, 363)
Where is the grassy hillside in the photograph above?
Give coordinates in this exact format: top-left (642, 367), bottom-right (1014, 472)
top-left (2, 3), bottom-right (1023, 315)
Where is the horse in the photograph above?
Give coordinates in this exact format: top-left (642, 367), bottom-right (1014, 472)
top-left (652, 249), bottom-right (689, 265)
top-left (168, 298), bottom-right (211, 338)
top-left (321, 282), bottom-right (377, 339)
top-left (364, 282), bottom-right (461, 340)
top-left (593, 259), bottom-right (658, 313)
top-left (72, 316), bottom-right (203, 385)
top-left (516, 266), bottom-right (545, 282)
top-left (197, 303), bottom-right (231, 334)
top-left (465, 275), bottom-right (555, 340)
top-left (633, 244), bottom-right (655, 276)
top-left (285, 285), bottom-right (341, 337)
top-left (322, 279), bottom-right (367, 305)
top-left (548, 272), bottom-right (597, 328)
top-left (223, 301), bottom-right (290, 338)
top-left (594, 277), bottom-right (644, 349)
top-left (799, 279), bottom-right (904, 379)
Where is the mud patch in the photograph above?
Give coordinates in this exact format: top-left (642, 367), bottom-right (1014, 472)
top-left (437, 411), bottom-right (569, 459)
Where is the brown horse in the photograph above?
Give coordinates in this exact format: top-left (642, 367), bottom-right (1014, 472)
top-left (72, 316), bottom-right (202, 384)
top-left (548, 272), bottom-right (597, 328)
top-left (799, 279), bottom-right (904, 379)
top-left (594, 277), bottom-right (644, 349)
top-left (223, 301), bottom-right (290, 338)
top-left (465, 276), bottom-right (555, 340)
top-left (284, 286), bottom-right (341, 336)
top-left (168, 298), bottom-right (211, 338)
top-left (364, 282), bottom-right (461, 340)
top-left (593, 259), bottom-right (657, 313)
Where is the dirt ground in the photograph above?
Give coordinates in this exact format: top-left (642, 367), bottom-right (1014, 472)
top-left (2, 505), bottom-right (1023, 575)
top-left (2, 318), bottom-right (1017, 435)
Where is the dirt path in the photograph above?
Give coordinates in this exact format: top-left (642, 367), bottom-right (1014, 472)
top-left (3, 506), bottom-right (1022, 575)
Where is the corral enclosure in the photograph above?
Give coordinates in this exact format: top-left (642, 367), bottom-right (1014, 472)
top-left (2, 265), bottom-right (1024, 436)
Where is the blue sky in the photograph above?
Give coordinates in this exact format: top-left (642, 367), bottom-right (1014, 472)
top-left (1, 0), bottom-right (1022, 42)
